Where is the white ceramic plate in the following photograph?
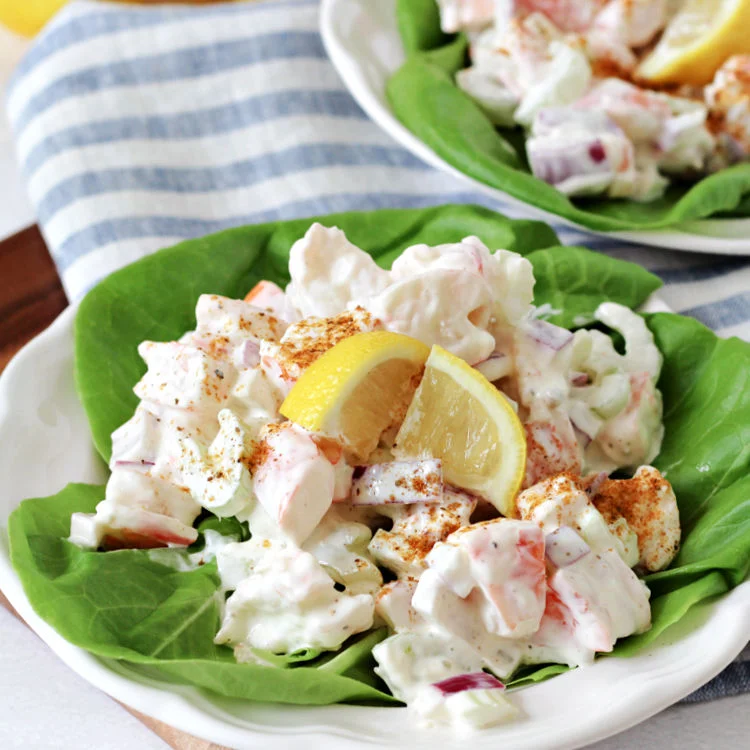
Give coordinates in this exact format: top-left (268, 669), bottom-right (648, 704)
top-left (320, 0), bottom-right (750, 256)
top-left (0, 301), bottom-right (749, 749)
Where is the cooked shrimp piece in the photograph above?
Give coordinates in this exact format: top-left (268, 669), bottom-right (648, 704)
top-left (575, 79), bottom-right (714, 173)
top-left (134, 341), bottom-right (232, 416)
top-left (417, 519), bottom-right (547, 639)
top-left (244, 281), bottom-right (300, 323)
top-left (587, 0), bottom-right (667, 72)
top-left (586, 465), bottom-right (680, 572)
top-left (522, 585), bottom-right (596, 667)
top-left (469, 13), bottom-right (592, 127)
top-left (369, 490), bottom-right (476, 577)
top-left (494, 0), bottom-right (663, 53)
top-left (390, 235), bottom-right (535, 327)
top-left (375, 578), bottom-right (423, 632)
top-left (412, 569), bottom-right (523, 677)
top-left (592, 372), bottom-right (664, 470)
top-left (286, 223), bottom-right (391, 318)
top-left (364, 267), bottom-right (496, 365)
top-left (495, 0), bottom-right (607, 33)
top-left (249, 422), bottom-right (336, 545)
top-left (71, 504), bottom-right (198, 550)
top-left (178, 294), bottom-right (288, 373)
top-left (259, 307), bottom-right (381, 396)
top-left (194, 294), bottom-right (287, 348)
top-left (69, 470), bottom-right (199, 550)
top-left (548, 544), bottom-right (651, 651)
top-left (705, 55), bottom-right (750, 167)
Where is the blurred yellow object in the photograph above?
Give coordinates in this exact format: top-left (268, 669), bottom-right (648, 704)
top-left (0, 0), bottom-right (68, 36)
top-left (0, 0), bottom-right (240, 37)
top-left (637, 0), bottom-right (750, 86)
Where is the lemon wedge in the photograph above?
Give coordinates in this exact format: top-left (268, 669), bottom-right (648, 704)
top-left (637, 0), bottom-right (750, 86)
top-left (280, 331), bottom-right (430, 461)
top-left (392, 345), bottom-right (526, 516)
top-left (0, 0), bottom-right (68, 36)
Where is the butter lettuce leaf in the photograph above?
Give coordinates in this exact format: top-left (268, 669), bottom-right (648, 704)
top-left (8, 205), bottom-right (748, 706)
top-left (8, 484), bottom-right (395, 704)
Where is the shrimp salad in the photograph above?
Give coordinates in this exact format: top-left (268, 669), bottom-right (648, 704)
top-left (69, 224), bottom-right (680, 732)
top-left (438, 0), bottom-right (750, 201)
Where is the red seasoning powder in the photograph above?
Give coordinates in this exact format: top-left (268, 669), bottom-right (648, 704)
top-left (274, 307), bottom-right (380, 379)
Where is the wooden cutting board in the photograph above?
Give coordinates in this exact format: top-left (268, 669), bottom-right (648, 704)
top-left (0, 225), bottom-right (229, 750)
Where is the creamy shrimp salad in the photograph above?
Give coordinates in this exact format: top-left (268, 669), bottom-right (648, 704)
top-left (439, 0), bottom-right (750, 201)
top-left (69, 225), bottom-right (680, 732)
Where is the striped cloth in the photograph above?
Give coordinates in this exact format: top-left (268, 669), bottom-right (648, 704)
top-left (5, 0), bottom-right (748, 700)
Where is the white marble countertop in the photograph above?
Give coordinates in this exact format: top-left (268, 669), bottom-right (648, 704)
top-left (0, 22), bottom-right (748, 750)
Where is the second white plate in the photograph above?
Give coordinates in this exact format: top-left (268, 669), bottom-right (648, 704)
top-left (320, 0), bottom-right (750, 255)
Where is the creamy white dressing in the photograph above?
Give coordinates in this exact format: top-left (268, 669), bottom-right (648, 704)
top-left (214, 538), bottom-right (374, 654)
top-left (67, 224), bottom-right (681, 733)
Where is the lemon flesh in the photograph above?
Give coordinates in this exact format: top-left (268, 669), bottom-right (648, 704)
top-left (393, 345), bottom-right (526, 517)
top-left (280, 331), bottom-right (430, 461)
top-left (637, 0), bottom-right (750, 86)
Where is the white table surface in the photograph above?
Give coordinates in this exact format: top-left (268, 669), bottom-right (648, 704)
top-left (0, 21), bottom-right (748, 750)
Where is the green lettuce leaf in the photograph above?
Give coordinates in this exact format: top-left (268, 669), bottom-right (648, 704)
top-left (525, 245), bottom-right (661, 328)
top-left (8, 484), bottom-right (396, 704)
top-left (8, 205), bottom-right (748, 704)
top-left (74, 204), bottom-right (660, 464)
top-left (388, 0), bottom-right (750, 231)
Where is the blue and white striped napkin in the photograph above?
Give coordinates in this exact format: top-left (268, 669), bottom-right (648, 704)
top-left (5, 0), bottom-right (749, 699)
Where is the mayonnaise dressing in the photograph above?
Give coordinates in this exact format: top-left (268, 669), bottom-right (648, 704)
top-left (68, 224), bottom-right (681, 733)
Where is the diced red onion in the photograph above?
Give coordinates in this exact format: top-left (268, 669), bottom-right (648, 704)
top-left (433, 672), bottom-right (505, 695)
top-left (584, 471), bottom-right (608, 498)
top-left (545, 526), bottom-right (591, 568)
top-left (570, 371), bottom-right (589, 386)
top-left (240, 339), bottom-right (261, 368)
top-left (350, 459), bottom-right (442, 505)
top-left (526, 320), bottom-right (573, 351)
top-left (528, 136), bottom-right (613, 187)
